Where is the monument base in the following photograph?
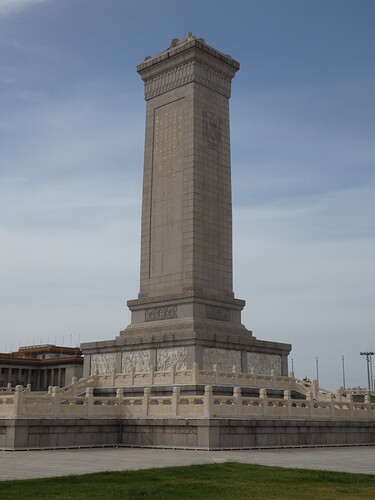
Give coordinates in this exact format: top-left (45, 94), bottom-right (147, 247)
top-left (81, 292), bottom-right (291, 377)
top-left (2, 417), bottom-right (374, 451)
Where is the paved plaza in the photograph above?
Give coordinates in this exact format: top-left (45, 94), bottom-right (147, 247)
top-left (0, 446), bottom-right (374, 481)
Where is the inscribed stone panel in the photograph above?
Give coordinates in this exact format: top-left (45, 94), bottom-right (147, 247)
top-left (150, 100), bottom-right (184, 278)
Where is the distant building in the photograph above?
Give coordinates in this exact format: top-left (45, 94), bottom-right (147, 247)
top-left (0, 345), bottom-right (83, 390)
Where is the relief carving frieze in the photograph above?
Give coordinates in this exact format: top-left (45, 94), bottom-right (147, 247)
top-left (90, 353), bottom-right (116, 375)
top-left (156, 347), bottom-right (187, 371)
top-left (206, 305), bottom-right (230, 321)
top-left (203, 348), bottom-right (241, 371)
top-left (146, 305), bottom-right (177, 322)
top-left (122, 350), bottom-right (151, 373)
top-left (247, 353), bottom-right (282, 375)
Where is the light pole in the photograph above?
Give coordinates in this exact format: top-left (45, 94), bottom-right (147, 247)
top-left (360, 351), bottom-right (374, 391)
top-left (316, 357), bottom-right (319, 387)
top-left (342, 355), bottom-right (346, 390)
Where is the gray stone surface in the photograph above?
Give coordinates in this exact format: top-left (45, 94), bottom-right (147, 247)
top-left (81, 34), bottom-right (291, 375)
top-left (0, 447), bottom-right (374, 481)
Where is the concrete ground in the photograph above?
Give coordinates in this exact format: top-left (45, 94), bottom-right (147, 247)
top-left (0, 446), bottom-right (375, 481)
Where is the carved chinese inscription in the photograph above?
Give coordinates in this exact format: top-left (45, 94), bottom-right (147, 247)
top-left (206, 305), bottom-right (230, 321)
top-left (202, 111), bottom-right (222, 150)
top-left (146, 305), bottom-right (177, 322)
top-left (150, 101), bottom-right (184, 278)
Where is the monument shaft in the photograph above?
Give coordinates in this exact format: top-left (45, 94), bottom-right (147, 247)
top-left (137, 35), bottom-right (238, 301)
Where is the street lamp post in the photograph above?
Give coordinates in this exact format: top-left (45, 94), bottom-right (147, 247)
top-left (342, 355), bottom-right (346, 390)
top-left (360, 351), bottom-right (375, 391)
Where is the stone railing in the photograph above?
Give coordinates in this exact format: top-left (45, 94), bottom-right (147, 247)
top-left (65, 365), bottom-right (340, 402)
top-left (1, 385), bottom-right (374, 421)
top-left (1, 366), bottom-right (364, 404)
top-left (0, 383), bottom-right (32, 394)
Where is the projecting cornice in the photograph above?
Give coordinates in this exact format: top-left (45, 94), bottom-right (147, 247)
top-left (137, 34), bottom-right (240, 100)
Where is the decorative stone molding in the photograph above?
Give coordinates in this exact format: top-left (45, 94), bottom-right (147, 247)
top-left (247, 353), bottom-right (282, 375)
top-left (144, 61), bottom-right (232, 100)
top-left (146, 305), bottom-right (177, 322)
top-left (206, 305), bottom-right (230, 321)
top-left (122, 350), bottom-right (151, 373)
top-left (90, 353), bottom-right (116, 375)
top-left (156, 347), bottom-right (187, 371)
top-left (203, 348), bottom-right (241, 371)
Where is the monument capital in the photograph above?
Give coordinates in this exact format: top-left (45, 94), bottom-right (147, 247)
top-left (137, 33), bottom-right (240, 100)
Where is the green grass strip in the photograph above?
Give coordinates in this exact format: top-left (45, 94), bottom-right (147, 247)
top-left (0, 463), bottom-right (375, 499)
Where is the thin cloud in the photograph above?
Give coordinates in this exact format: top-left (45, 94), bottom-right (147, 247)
top-left (0, 0), bottom-right (49, 17)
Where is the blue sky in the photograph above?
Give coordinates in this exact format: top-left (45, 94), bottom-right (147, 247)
top-left (1, 0), bottom-right (374, 389)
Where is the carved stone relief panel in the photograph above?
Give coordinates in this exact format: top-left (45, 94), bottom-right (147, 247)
top-left (246, 353), bottom-right (282, 375)
top-left (90, 353), bottom-right (116, 375)
top-left (122, 350), bottom-right (151, 373)
top-left (203, 348), bottom-right (241, 371)
top-left (146, 305), bottom-right (177, 322)
top-left (156, 347), bottom-right (187, 371)
top-left (206, 305), bottom-right (230, 321)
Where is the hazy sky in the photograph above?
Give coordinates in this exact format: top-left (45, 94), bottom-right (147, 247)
top-left (1, 0), bottom-right (374, 390)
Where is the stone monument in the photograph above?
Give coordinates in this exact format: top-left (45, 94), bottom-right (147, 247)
top-left (82, 34), bottom-right (291, 377)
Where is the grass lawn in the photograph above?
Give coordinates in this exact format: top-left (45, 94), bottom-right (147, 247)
top-left (0, 463), bottom-right (374, 499)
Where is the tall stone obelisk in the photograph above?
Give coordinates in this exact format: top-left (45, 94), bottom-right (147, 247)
top-left (82, 35), bottom-right (291, 376)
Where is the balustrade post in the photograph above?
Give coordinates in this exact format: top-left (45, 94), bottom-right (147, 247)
top-left (365, 392), bottom-right (371, 419)
top-left (143, 387), bottom-right (151, 417)
top-left (170, 364), bottom-right (176, 385)
top-left (306, 391), bottom-right (313, 418)
top-left (192, 362), bottom-right (199, 385)
top-left (213, 364), bottom-right (219, 385)
top-left (86, 387), bottom-right (94, 417)
top-left (26, 384), bottom-right (31, 393)
top-left (51, 386), bottom-right (61, 417)
top-left (271, 369), bottom-right (276, 388)
top-left (204, 385), bottom-right (213, 418)
top-left (116, 388), bottom-right (123, 417)
top-left (327, 393), bottom-right (335, 418)
top-left (337, 387), bottom-right (343, 402)
top-left (284, 390), bottom-right (291, 417)
top-left (7, 383), bottom-right (12, 393)
top-left (172, 386), bottom-right (180, 417)
top-left (233, 386), bottom-right (241, 417)
top-left (71, 376), bottom-right (78, 396)
top-left (259, 388), bottom-right (268, 417)
top-left (347, 392), bottom-right (354, 418)
top-left (14, 385), bottom-right (23, 416)
top-left (311, 380), bottom-right (318, 399)
top-left (130, 366), bottom-right (135, 386)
